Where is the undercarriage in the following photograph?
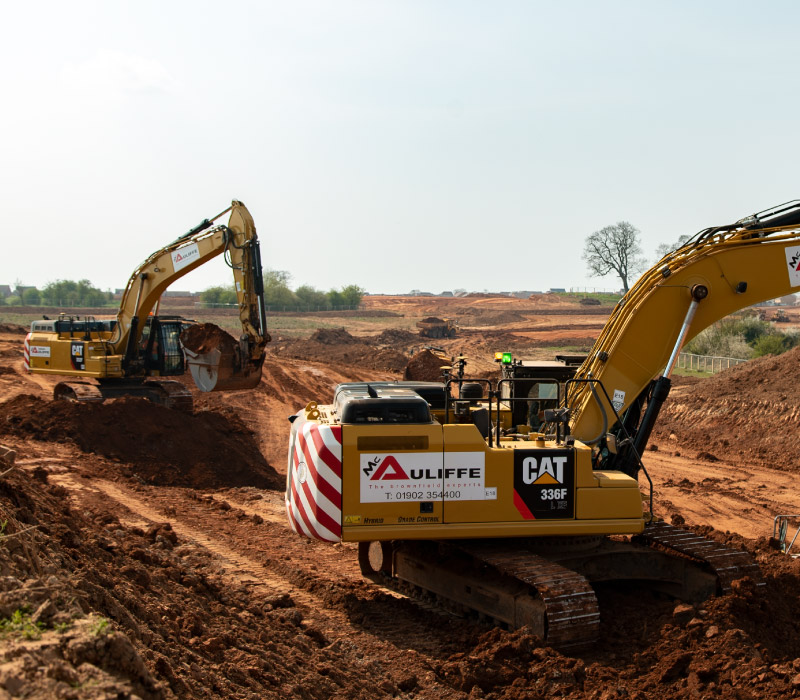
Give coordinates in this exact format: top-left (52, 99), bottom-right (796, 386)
top-left (358, 523), bottom-right (762, 649)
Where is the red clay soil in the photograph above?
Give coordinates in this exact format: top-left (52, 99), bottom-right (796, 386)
top-left (4, 441), bottom-right (800, 699)
top-left (3, 315), bottom-right (800, 698)
top-left (369, 329), bottom-right (418, 346)
top-left (271, 329), bottom-right (409, 373)
top-left (309, 327), bottom-right (356, 344)
top-left (652, 346), bottom-right (800, 471)
top-left (0, 395), bottom-right (281, 489)
top-left (404, 348), bottom-right (450, 382)
top-left (180, 322), bottom-right (239, 355)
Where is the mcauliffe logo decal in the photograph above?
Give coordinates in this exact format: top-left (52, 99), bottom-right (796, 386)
top-left (363, 456), bottom-right (480, 482)
top-left (363, 455), bottom-right (409, 480)
top-left (360, 452), bottom-right (486, 503)
top-left (171, 243), bottom-right (200, 272)
top-left (786, 246), bottom-right (800, 287)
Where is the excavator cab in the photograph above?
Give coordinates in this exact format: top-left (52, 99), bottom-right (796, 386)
top-left (138, 317), bottom-right (185, 376)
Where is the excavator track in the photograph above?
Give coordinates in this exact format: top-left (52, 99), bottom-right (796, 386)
top-left (360, 539), bottom-right (600, 650)
top-left (459, 541), bottom-right (601, 649)
top-left (359, 526), bottom-right (762, 650)
top-left (634, 521), bottom-right (763, 592)
top-left (147, 380), bottom-right (194, 412)
top-left (54, 382), bottom-right (104, 403)
top-left (54, 379), bottom-right (193, 412)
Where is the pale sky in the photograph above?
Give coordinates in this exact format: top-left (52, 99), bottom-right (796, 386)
top-left (2, 1), bottom-right (798, 295)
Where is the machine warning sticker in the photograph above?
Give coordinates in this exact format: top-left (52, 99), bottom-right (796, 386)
top-left (171, 242), bottom-right (200, 273)
top-left (513, 450), bottom-right (575, 520)
top-left (786, 245), bottom-right (800, 287)
top-left (360, 452), bottom-right (486, 503)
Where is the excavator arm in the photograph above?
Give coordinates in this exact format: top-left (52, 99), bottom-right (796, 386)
top-left (568, 200), bottom-right (800, 471)
top-left (114, 200), bottom-right (267, 389)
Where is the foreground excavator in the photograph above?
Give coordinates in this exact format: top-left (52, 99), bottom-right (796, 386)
top-left (24, 200), bottom-right (268, 410)
top-left (286, 199), bottom-right (800, 648)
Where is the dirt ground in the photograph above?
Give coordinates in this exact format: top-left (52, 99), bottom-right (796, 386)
top-left (1, 300), bottom-right (799, 700)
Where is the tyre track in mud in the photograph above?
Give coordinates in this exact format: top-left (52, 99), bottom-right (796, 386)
top-left (644, 450), bottom-right (800, 537)
top-left (44, 469), bottom-right (468, 664)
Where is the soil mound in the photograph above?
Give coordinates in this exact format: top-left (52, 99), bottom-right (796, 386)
top-left (371, 329), bottom-right (418, 346)
top-left (653, 347), bottom-right (800, 470)
top-left (420, 316), bottom-right (445, 324)
top-left (467, 310), bottom-right (526, 326)
top-left (0, 323), bottom-right (27, 334)
top-left (404, 349), bottom-right (449, 382)
top-left (527, 293), bottom-right (577, 305)
top-left (309, 327), bottom-right (356, 344)
top-left (0, 395), bottom-right (281, 489)
top-left (180, 323), bottom-right (238, 354)
top-left (270, 336), bottom-right (408, 372)
top-left (0, 456), bottom-right (400, 698)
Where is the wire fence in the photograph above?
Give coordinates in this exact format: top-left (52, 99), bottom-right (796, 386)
top-left (676, 352), bottom-right (748, 374)
top-left (195, 302), bottom-right (362, 313)
top-left (568, 287), bottom-right (622, 294)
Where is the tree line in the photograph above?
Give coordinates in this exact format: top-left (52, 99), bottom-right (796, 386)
top-left (0, 270), bottom-right (365, 311)
top-left (0, 280), bottom-right (113, 307)
top-left (200, 271), bottom-right (364, 310)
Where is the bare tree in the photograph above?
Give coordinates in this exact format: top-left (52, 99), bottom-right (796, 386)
top-left (582, 221), bottom-right (646, 293)
top-left (654, 234), bottom-right (691, 261)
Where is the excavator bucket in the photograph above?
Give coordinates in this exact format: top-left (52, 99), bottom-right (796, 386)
top-left (181, 323), bottom-right (264, 392)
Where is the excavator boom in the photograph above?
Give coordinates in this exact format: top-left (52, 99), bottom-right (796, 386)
top-left (25, 199), bottom-right (268, 407)
top-left (567, 202), bottom-right (800, 472)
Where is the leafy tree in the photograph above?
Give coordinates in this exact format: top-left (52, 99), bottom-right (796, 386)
top-left (684, 316), bottom-right (800, 359)
top-left (263, 269), bottom-right (298, 307)
top-left (583, 222), bottom-right (646, 293)
top-left (41, 279), bottom-right (111, 307)
top-left (200, 285), bottom-right (237, 306)
top-left (5, 296), bottom-right (21, 306)
top-left (22, 288), bottom-right (41, 305)
top-left (684, 326), bottom-right (753, 359)
top-left (327, 290), bottom-right (344, 308)
top-left (339, 284), bottom-right (365, 307)
top-left (295, 285), bottom-right (330, 309)
top-left (752, 331), bottom-right (799, 357)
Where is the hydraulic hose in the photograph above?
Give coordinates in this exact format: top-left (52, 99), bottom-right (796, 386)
top-left (582, 376), bottom-right (608, 446)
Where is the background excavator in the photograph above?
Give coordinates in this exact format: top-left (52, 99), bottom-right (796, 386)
top-left (285, 199), bottom-right (800, 648)
top-left (24, 200), bottom-right (268, 411)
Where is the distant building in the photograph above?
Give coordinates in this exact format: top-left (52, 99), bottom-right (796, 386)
top-left (0, 285), bottom-right (11, 298)
top-left (439, 291), bottom-right (453, 297)
top-left (548, 288), bottom-right (566, 293)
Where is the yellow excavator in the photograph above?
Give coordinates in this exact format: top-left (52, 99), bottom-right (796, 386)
top-left (285, 199), bottom-right (800, 648)
top-left (24, 200), bottom-right (268, 410)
